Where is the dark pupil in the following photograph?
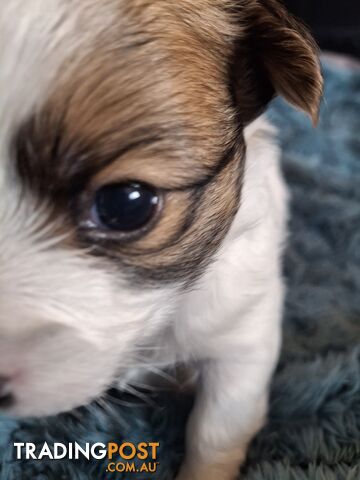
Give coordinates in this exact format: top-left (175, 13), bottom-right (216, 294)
top-left (95, 183), bottom-right (158, 232)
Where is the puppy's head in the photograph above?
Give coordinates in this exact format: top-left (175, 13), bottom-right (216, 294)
top-left (0, 0), bottom-right (322, 417)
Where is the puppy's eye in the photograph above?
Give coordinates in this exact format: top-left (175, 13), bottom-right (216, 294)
top-left (91, 183), bottom-right (160, 232)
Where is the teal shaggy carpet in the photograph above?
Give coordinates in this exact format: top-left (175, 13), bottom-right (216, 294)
top-left (1, 59), bottom-right (360, 480)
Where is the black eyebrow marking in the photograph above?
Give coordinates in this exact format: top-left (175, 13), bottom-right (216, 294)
top-left (168, 136), bottom-right (244, 192)
top-left (13, 114), bottom-right (167, 197)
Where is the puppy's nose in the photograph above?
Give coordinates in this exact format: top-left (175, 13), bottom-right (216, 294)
top-left (0, 376), bottom-right (15, 408)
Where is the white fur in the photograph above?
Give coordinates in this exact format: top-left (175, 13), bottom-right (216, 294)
top-left (1, 1), bottom-right (75, 140)
top-left (0, 4), bottom-right (288, 479)
top-left (176, 119), bottom-right (288, 479)
top-left (0, 191), bottom-right (179, 416)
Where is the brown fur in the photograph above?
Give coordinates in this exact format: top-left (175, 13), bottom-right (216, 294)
top-left (14, 0), bottom-right (322, 284)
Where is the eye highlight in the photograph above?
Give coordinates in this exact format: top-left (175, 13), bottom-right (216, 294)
top-left (90, 183), bottom-right (160, 233)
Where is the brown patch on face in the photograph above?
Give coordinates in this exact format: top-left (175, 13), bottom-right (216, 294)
top-left (13, 0), bottom-right (322, 284)
top-left (13, 0), bottom-right (243, 284)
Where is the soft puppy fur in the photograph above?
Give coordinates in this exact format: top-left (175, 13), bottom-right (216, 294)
top-left (0, 1), bottom-right (322, 479)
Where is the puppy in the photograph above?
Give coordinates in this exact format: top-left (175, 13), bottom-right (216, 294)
top-left (0, 1), bottom-right (322, 479)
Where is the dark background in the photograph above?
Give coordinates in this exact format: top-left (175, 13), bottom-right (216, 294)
top-left (285, 0), bottom-right (360, 58)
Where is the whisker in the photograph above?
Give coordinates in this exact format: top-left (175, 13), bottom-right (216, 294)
top-left (142, 365), bottom-right (178, 386)
top-left (104, 391), bottom-right (143, 408)
top-left (128, 380), bottom-right (163, 392)
top-left (122, 385), bottom-right (157, 408)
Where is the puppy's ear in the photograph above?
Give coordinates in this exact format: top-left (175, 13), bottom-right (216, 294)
top-left (232, 0), bottom-right (323, 125)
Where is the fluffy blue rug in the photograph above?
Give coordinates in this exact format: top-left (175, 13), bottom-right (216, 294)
top-left (1, 59), bottom-right (360, 480)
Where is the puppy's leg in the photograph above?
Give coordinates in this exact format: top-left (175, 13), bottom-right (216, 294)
top-left (176, 333), bottom-right (280, 480)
